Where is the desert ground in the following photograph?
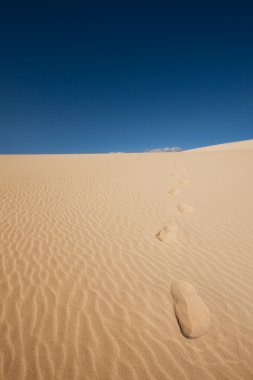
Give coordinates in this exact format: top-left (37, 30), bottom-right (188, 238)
top-left (0, 139), bottom-right (253, 380)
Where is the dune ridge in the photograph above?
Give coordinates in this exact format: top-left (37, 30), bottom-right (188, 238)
top-left (187, 138), bottom-right (253, 152)
top-left (0, 139), bottom-right (253, 379)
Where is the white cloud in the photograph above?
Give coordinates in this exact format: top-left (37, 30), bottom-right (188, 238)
top-left (145, 146), bottom-right (182, 152)
top-left (108, 147), bottom-right (182, 154)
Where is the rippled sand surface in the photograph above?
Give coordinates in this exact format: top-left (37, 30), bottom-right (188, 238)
top-left (0, 140), bottom-right (253, 379)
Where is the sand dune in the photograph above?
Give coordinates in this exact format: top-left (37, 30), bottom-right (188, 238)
top-left (188, 138), bottom-right (253, 151)
top-left (0, 139), bottom-right (253, 379)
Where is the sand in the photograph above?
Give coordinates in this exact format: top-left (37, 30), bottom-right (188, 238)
top-left (171, 280), bottom-right (210, 339)
top-left (0, 139), bottom-right (253, 379)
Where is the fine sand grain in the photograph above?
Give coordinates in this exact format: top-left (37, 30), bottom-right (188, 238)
top-left (0, 139), bottom-right (253, 379)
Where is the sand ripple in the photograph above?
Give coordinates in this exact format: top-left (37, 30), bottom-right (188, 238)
top-left (0, 148), bottom-right (253, 379)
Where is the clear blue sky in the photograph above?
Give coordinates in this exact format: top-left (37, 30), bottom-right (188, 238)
top-left (0, 1), bottom-right (252, 153)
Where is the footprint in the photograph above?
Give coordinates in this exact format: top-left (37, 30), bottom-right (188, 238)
top-left (168, 188), bottom-right (181, 198)
top-left (171, 281), bottom-right (210, 338)
top-left (177, 203), bottom-right (194, 214)
top-left (179, 179), bottom-right (190, 185)
top-left (156, 225), bottom-right (178, 243)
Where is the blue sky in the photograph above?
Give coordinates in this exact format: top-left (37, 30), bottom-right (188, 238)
top-left (0, 1), bottom-right (252, 153)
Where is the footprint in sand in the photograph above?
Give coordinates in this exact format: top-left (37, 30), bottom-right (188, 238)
top-left (171, 281), bottom-right (210, 338)
top-left (179, 179), bottom-right (190, 185)
top-left (156, 225), bottom-right (178, 243)
top-left (168, 188), bottom-right (181, 198)
top-left (177, 203), bottom-right (194, 214)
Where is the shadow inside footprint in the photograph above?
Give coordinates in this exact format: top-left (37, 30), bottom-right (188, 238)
top-left (171, 281), bottom-right (210, 338)
top-left (156, 225), bottom-right (178, 243)
top-left (177, 203), bottom-right (194, 214)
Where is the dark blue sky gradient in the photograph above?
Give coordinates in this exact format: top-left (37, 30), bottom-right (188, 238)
top-left (0, 1), bottom-right (252, 153)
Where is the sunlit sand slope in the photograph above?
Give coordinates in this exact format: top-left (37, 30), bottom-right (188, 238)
top-left (0, 140), bottom-right (253, 379)
top-left (188, 138), bottom-right (253, 151)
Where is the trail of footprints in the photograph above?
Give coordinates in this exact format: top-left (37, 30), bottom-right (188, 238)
top-left (156, 173), bottom-right (210, 339)
top-left (156, 176), bottom-right (193, 243)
